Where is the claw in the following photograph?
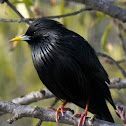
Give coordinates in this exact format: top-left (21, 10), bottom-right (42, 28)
top-left (72, 99), bottom-right (89, 126)
top-left (78, 111), bottom-right (87, 126)
top-left (56, 102), bottom-right (71, 120)
top-left (48, 101), bottom-right (71, 122)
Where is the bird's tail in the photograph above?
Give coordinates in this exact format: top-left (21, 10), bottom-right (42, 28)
top-left (106, 93), bottom-right (121, 119)
top-left (99, 107), bottom-right (114, 123)
top-left (89, 95), bottom-right (115, 123)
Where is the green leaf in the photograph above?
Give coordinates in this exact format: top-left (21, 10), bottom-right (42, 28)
top-left (115, 0), bottom-right (126, 5)
top-left (11, 0), bottom-right (33, 5)
top-left (101, 22), bottom-right (113, 52)
top-left (23, 0), bottom-right (33, 6)
top-left (96, 12), bottom-right (105, 18)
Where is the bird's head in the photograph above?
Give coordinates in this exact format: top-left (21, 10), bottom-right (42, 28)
top-left (9, 18), bottom-right (68, 45)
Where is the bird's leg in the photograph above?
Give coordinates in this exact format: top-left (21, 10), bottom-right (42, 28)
top-left (73, 99), bottom-right (89, 126)
top-left (56, 101), bottom-right (69, 121)
top-left (48, 101), bottom-right (71, 122)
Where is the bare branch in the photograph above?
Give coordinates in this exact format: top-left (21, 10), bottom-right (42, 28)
top-left (1, 0), bottom-right (126, 24)
top-left (103, 57), bottom-right (125, 64)
top-left (110, 78), bottom-right (126, 89)
top-left (0, 100), bottom-right (123, 126)
top-left (12, 88), bottom-right (54, 105)
top-left (68, 0), bottom-right (126, 22)
top-left (97, 52), bottom-right (126, 78)
top-left (0, 7), bottom-right (89, 23)
top-left (10, 78), bottom-right (126, 106)
top-left (0, 78), bottom-right (122, 110)
top-left (4, 0), bottom-right (30, 24)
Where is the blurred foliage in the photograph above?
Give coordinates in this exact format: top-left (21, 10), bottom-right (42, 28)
top-left (0, 0), bottom-right (126, 126)
top-left (101, 22), bottom-right (113, 52)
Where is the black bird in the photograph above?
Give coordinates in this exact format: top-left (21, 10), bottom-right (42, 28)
top-left (9, 18), bottom-right (117, 125)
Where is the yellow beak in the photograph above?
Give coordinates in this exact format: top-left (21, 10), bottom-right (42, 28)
top-left (9, 36), bottom-right (23, 42)
top-left (9, 34), bottom-right (30, 42)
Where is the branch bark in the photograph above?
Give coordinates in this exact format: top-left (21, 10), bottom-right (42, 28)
top-left (12, 88), bottom-right (54, 105)
top-left (0, 100), bottom-right (123, 126)
top-left (0, 78), bottom-right (123, 109)
top-left (109, 78), bottom-right (126, 89)
top-left (68, 0), bottom-right (126, 22)
top-left (0, 7), bottom-right (89, 23)
top-left (9, 78), bottom-right (126, 106)
top-left (4, 0), bottom-right (30, 24)
top-left (97, 52), bottom-right (126, 78)
top-left (1, 0), bottom-right (126, 23)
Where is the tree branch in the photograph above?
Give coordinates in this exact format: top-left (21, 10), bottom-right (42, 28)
top-left (9, 78), bottom-right (126, 106)
top-left (12, 88), bottom-right (54, 105)
top-left (0, 7), bottom-right (89, 23)
top-left (68, 0), bottom-right (126, 22)
top-left (109, 78), bottom-right (126, 89)
top-left (0, 77), bottom-right (125, 117)
top-left (1, 0), bottom-right (126, 24)
top-left (0, 100), bottom-right (123, 126)
top-left (4, 0), bottom-right (30, 24)
top-left (97, 52), bottom-right (126, 78)
top-left (103, 57), bottom-right (125, 64)
top-left (0, 78), bottom-right (122, 110)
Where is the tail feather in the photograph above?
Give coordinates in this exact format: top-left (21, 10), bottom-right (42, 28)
top-left (88, 95), bottom-right (115, 123)
top-left (99, 107), bottom-right (114, 123)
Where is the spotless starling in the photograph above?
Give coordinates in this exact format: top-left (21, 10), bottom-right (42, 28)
top-left (9, 18), bottom-right (117, 125)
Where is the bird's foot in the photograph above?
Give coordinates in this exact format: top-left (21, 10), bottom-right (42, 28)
top-left (48, 101), bottom-right (71, 122)
top-left (73, 99), bottom-right (89, 126)
top-left (73, 110), bottom-right (87, 126)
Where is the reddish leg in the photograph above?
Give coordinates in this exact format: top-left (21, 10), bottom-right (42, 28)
top-left (73, 99), bottom-right (89, 126)
top-left (48, 101), bottom-right (71, 122)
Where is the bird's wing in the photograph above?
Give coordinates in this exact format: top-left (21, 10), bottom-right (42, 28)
top-left (51, 34), bottom-right (111, 100)
top-left (35, 33), bottom-right (112, 103)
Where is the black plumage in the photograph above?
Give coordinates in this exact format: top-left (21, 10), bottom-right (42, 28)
top-left (10, 18), bottom-right (116, 123)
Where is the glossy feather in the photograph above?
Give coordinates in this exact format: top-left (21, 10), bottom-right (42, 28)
top-left (25, 18), bottom-right (116, 122)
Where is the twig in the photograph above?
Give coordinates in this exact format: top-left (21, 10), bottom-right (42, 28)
top-left (1, 0), bottom-right (126, 24)
top-left (116, 58), bottom-right (125, 64)
top-left (4, 0), bottom-right (30, 24)
top-left (0, 7), bottom-right (89, 23)
top-left (97, 52), bottom-right (126, 77)
top-left (0, 100), bottom-right (123, 126)
top-left (109, 78), bottom-right (126, 89)
top-left (103, 57), bottom-right (125, 64)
